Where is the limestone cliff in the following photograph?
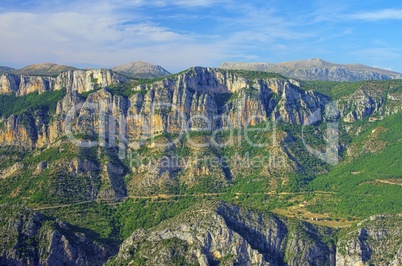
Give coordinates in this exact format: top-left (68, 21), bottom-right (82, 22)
top-left (0, 67), bottom-right (331, 150)
top-left (111, 201), bottom-right (335, 266)
top-left (0, 68), bottom-right (128, 96)
top-left (0, 67), bottom-right (400, 196)
top-left (0, 204), bottom-right (112, 266)
top-left (336, 214), bottom-right (402, 266)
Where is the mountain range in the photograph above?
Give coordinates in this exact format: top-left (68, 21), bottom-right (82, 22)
top-left (111, 61), bottom-right (171, 78)
top-left (0, 61), bottom-right (171, 79)
top-left (0, 61), bottom-right (401, 265)
top-left (3, 58), bottom-right (402, 82)
top-left (220, 58), bottom-right (402, 81)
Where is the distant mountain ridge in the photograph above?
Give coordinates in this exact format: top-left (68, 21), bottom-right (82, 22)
top-left (220, 58), bottom-right (402, 81)
top-left (0, 61), bottom-right (171, 79)
top-left (12, 63), bottom-right (78, 76)
top-left (111, 61), bottom-right (171, 78)
top-left (0, 66), bottom-right (15, 75)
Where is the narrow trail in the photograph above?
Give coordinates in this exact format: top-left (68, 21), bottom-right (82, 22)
top-left (31, 191), bottom-right (335, 211)
top-left (32, 200), bottom-right (120, 211)
top-left (375, 179), bottom-right (402, 186)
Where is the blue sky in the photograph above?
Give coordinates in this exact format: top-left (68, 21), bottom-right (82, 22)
top-left (1, 0), bottom-right (402, 73)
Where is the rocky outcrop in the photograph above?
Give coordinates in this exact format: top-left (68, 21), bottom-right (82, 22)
top-left (0, 69), bottom-right (128, 96)
top-left (336, 214), bottom-right (402, 266)
top-left (0, 73), bottom-right (20, 94)
top-left (0, 112), bottom-right (42, 149)
top-left (0, 162), bottom-right (24, 179)
top-left (97, 162), bottom-right (127, 201)
top-left (338, 84), bottom-right (402, 125)
top-left (55, 69), bottom-right (128, 94)
top-left (7, 67), bottom-right (402, 151)
top-left (0, 204), bottom-right (112, 266)
top-left (112, 203), bottom-right (402, 265)
top-left (339, 86), bottom-right (384, 123)
top-left (112, 201), bottom-right (335, 266)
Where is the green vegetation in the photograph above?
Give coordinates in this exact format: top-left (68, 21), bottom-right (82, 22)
top-left (0, 89), bottom-right (66, 118)
top-left (223, 69), bottom-right (286, 80)
top-left (309, 112), bottom-right (402, 218)
top-left (302, 79), bottom-right (402, 99)
top-left (1, 70), bottom-right (402, 261)
top-left (42, 202), bottom-right (120, 244)
top-left (40, 197), bottom-right (197, 246)
top-left (301, 80), bottom-right (361, 98)
top-left (115, 198), bottom-right (196, 239)
top-left (107, 80), bottom-right (147, 98)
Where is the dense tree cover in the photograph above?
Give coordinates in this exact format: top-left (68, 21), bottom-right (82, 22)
top-left (302, 79), bottom-right (402, 99)
top-left (0, 89), bottom-right (66, 118)
top-left (309, 112), bottom-right (402, 218)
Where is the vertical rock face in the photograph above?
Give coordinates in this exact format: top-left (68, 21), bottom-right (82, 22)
top-left (17, 76), bottom-right (56, 96)
top-left (336, 214), bottom-right (402, 266)
top-left (0, 67), bottom-right (329, 150)
top-left (111, 202), bottom-right (335, 266)
top-left (55, 69), bottom-right (129, 94)
top-left (0, 113), bottom-right (40, 149)
top-left (0, 204), bottom-right (112, 266)
top-left (1, 67), bottom-right (400, 149)
top-left (0, 69), bottom-right (128, 96)
top-left (5, 67), bottom-right (386, 150)
top-left (121, 68), bottom-right (330, 142)
top-left (339, 86), bottom-right (384, 123)
top-left (0, 74), bottom-right (20, 94)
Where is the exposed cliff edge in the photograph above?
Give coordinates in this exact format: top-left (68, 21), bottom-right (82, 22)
top-left (336, 214), bottom-right (402, 266)
top-left (110, 201), bottom-right (402, 265)
top-left (110, 201), bottom-right (335, 265)
top-left (2, 67), bottom-right (401, 151)
top-left (1, 202), bottom-right (400, 266)
top-left (0, 68), bottom-right (128, 96)
top-left (220, 58), bottom-right (402, 81)
top-left (0, 204), bottom-right (113, 266)
top-left (0, 67), bottom-right (331, 149)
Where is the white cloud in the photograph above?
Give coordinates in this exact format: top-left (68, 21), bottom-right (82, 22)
top-left (0, 0), bottom-right (297, 71)
top-left (0, 5), bottom-right (229, 72)
top-left (350, 9), bottom-right (402, 21)
top-left (2, 0), bottom-right (401, 72)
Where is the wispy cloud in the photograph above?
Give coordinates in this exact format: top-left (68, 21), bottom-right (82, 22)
top-left (1, 0), bottom-right (402, 72)
top-left (349, 47), bottom-right (402, 62)
top-left (0, 0), bottom-right (306, 70)
top-left (0, 3), bottom-right (229, 71)
top-left (350, 9), bottom-right (402, 21)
